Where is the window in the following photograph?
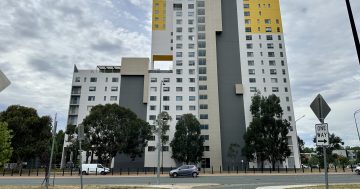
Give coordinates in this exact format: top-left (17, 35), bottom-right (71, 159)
top-left (199, 76), bottom-right (207, 81)
top-left (150, 106), bottom-right (156, 110)
top-left (203, 146), bottom-right (210, 151)
top-left (250, 87), bottom-right (257, 92)
top-left (163, 78), bottom-right (170, 82)
top-left (163, 87), bottom-right (170, 92)
top-left (176, 106), bottom-right (183, 111)
top-left (283, 78), bottom-right (287, 83)
top-left (288, 116), bottom-right (292, 121)
top-left (176, 19), bottom-right (182, 24)
top-left (189, 69), bottom-right (195, 75)
top-left (176, 44), bottom-right (183, 49)
top-left (176, 69), bottom-right (183, 74)
top-left (199, 94), bottom-right (208, 99)
top-left (199, 85), bottom-right (207, 90)
top-left (90, 77), bottom-right (97, 82)
top-left (199, 67), bottom-right (206, 74)
top-left (84, 77), bottom-right (87, 82)
top-left (246, 44), bottom-right (253, 49)
top-left (201, 135), bottom-right (209, 140)
top-left (188, 52), bottom-right (195, 57)
top-left (265, 19), bottom-right (271, 24)
top-left (189, 78), bottom-right (195, 83)
top-left (278, 35), bottom-right (282, 40)
top-left (162, 146), bottom-right (169, 151)
top-left (287, 106), bottom-right (291, 111)
top-left (280, 52), bottom-right (284, 57)
top-left (188, 44), bottom-right (195, 49)
top-left (268, 52), bottom-right (275, 57)
top-left (176, 60), bottom-right (182, 66)
top-left (271, 78), bottom-right (278, 83)
top-left (176, 52), bottom-right (183, 57)
top-left (197, 9), bottom-right (205, 15)
top-left (88, 96), bottom-right (95, 101)
top-left (176, 115), bottom-right (182, 120)
top-left (176, 87), bottom-right (182, 92)
top-left (272, 87), bottom-right (279, 92)
top-left (284, 87), bottom-right (288, 92)
top-left (189, 96), bottom-right (196, 101)
top-left (149, 136), bottom-right (155, 141)
top-left (270, 69), bottom-right (277, 75)
top-left (163, 105), bottom-right (170, 110)
top-left (244, 11), bottom-right (250, 16)
top-left (199, 58), bottom-right (206, 65)
top-left (176, 96), bottom-right (183, 101)
top-left (176, 35), bottom-right (182, 40)
top-left (112, 77), bottom-right (119, 82)
top-left (150, 96), bottom-right (156, 101)
top-left (173, 3), bottom-right (182, 10)
top-left (265, 27), bottom-right (272, 32)
top-left (244, 4), bottom-right (249, 8)
top-left (269, 60), bottom-right (276, 66)
top-left (176, 27), bottom-right (182, 32)
top-left (247, 52), bottom-right (254, 57)
top-left (248, 60), bottom-right (254, 66)
top-left (189, 87), bottom-right (195, 92)
top-left (163, 96), bottom-right (170, 101)
top-left (267, 43), bottom-right (274, 49)
top-left (111, 87), bottom-right (118, 91)
top-left (198, 17), bottom-right (205, 23)
top-left (198, 41), bottom-right (206, 48)
top-left (75, 77), bottom-right (80, 82)
top-left (286, 97), bottom-right (290, 102)
top-left (197, 1), bottom-right (205, 7)
top-left (176, 11), bottom-right (182, 16)
top-left (176, 78), bottom-right (183, 83)
top-left (266, 35), bottom-right (273, 40)
top-left (188, 11), bottom-right (194, 16)
top-left (148, 146), bottom-right (155, 151)
top-left (245, 27), bottom-right (252, 32)
top-left (200, 104), bottom-right (208, 109)
top-left (249, 78), bottom-right (256, 83)
top-left (245, 19), bottom-right (251, 24)
top-left (89, 86), bottom-right (96, 91)
top-left (151, 78), bottom-right (157, 82)
top-left (188, 35), bottom-right (195, 41)
top-left (279, 43), bottom-right (283, 49)
top-left (246, 35), bottom-right (252, 40)
top-left (281, 60), bottom-right (285, 66)
top-left (189, 60), bottom-right (195, 66)
top-left (200, 124), bottom-right (209, 130)
top-left (248, 69), bottom-right (255, 75)
top-left (282, 69), bottom-right (286, 75)
top-left (198, 25), bottom-right (205, 31)
top-left (188, 19), bottom-right (194, 24)
top-left (189, 106), bottom-right (196, 110)
top-left (200, 114), bottom-right (208, 119)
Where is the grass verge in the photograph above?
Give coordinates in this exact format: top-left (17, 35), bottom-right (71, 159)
top-left (0, 186), bottom-right (168, 189)
top-left (288, 184), bottom-right (360, 189)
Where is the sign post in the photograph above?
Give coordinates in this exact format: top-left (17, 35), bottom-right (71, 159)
top-left (310, 94), bottom-right (331, 189)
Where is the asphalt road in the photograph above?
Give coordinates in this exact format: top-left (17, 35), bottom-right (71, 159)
top-left (0, 174), bottom-right (360, 189)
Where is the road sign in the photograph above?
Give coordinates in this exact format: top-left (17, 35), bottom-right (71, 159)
top-left (0, 70), bottom-right (11, 92)
top-left (315, 123), bottom-right (329, 146)
top-left (310, 94), bottom-right (331, 122)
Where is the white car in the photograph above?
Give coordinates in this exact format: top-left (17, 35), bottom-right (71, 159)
top-left (81, 164), bottom-right (110, 175)
top-left (355, 166), bottom-right (360, 175)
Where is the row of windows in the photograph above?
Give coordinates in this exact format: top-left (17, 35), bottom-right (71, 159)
top-left (245, 18), bottom-right (280, 25)
top-left (244, 3), bottom-right (272, 9)
top-left (248, 68), bottom-right (286, 75)
top-left (150, 76), bottom-right (208, 83)
top-left (148, 146), bottom-right (169, 152)
top-left (88, 96), bottom-right (117, 101)
top-left (245, 26), bottom-right (281, 33)
top-left (75, 77), bottom-right (119, 83)
top-left (247, 51), bottom-right (284, 58)
top-left (89, 86), bottom-right (118, 92)
top-left (246, 43), bottom-right (283, 49)
top-left (246, 35), bottom-right (282, 41)
top-left (249, 77), bottom-right (288, 83)
top-left (248, 86), bottom-right (288, 93)
top-left (247, 60), bottom-right (285, 67)
top-left (150, 95), bottom-right (200, 101)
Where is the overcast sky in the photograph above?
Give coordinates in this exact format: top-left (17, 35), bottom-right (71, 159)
top-left (0, 0), bottom-right (359, 148)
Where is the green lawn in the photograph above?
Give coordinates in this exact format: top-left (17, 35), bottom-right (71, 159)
top-left (0, 186), bottom-right (168, 189)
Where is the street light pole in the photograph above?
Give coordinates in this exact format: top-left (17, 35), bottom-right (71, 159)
top-left (354, 109), bottom-right (360, 142)
top-left (156, 80), bottom-right (164, 185)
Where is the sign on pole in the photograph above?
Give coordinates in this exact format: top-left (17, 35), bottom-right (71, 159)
top-left (0, 70), bottom-right (11, 92)
top-left (310, 94), bottom-right (331, 122)
top-left (315, 123), bottom-right (329, 146)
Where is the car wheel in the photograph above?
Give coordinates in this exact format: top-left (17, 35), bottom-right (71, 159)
top-left (192, 172), bottom-right (197, 178)
top-left (82, 171), bottom-right (87, 175)
top-left (100, 171), bottom-right (105, 175)
top-left (356, 170), bottom-right (360, 175)
top-left (173, 173), bottom-right (178, 178)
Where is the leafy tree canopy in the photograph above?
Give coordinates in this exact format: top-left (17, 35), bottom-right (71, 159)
top-left (243, 93), bottom-right (291, 169)
top-left (0, 105), bottom-right (52, 165)
top-left (313, 133), bottom-right (344, 165)
top-left (170, 113), bottom-right (204, 164)
top-left (0, 122), bottom-right (13, 167)
top-left (81, 104), bottom-right (152, 166)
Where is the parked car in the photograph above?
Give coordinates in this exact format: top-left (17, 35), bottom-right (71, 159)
top-left (310, 165), bottom-right (319, 168)
top-left (169, 165), bottom-right (200, 178)
top-left (81, 164), bottom-right (110, 175)
top-left (354, 166), bottom-right (360, 175)
top-left (301, 164), bottom-right (309, 168)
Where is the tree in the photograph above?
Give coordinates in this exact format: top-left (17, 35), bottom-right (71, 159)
top-left (0, 122), bottom-right (12, 167)
top-left (313, 133), bottom-right (344, 166)
top-left (170, 114), bottom-right (204, 164)
top-left (54, 130), bottom-right (65, 164)
top-left (308, 156), bottom-right (320, 167)
top-left (0, 105), bottom-right (52, 167)
top-left (153, 111), bottom-right (172, 167)
top-left (298, 136), bottom-right (308, 164)
top-left (242, 93), bottom-right (291, 170)
top-left (82, 104), bottom-right (152, 166)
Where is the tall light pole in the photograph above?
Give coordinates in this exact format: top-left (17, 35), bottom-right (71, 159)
top-left (46, 114), bottom-right (57, 189)
top-left (354, 109), bottom-right (360, 142)
top-left (345, 0), bottom-right (360, 65)
top-left (156, 80), bottom-right (165, 185)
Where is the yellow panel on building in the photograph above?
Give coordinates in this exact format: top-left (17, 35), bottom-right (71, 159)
top-left (152, 0), bottom-right (166, 30)
top-left (243, 0), bottom-right (283, 34)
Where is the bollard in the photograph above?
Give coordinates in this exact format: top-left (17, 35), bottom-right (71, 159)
top-left (302, 165), bottom-right (304, 173)
top-left (277, 166), bottom-right (280, 173)
top-left (127, 168), bottom-right (130, 175)
top-left (62, 168), bottom-right (64, 176)
top-left (285, 166), bottom-right (287, 173)
top-left (343, 165), bottom-right (345, 172)
top-left (211, 166), bottom-right (213, 174)
top-left (253, 166), bottom-right (255, 174)
top-left (311, 167), bottom-right (313, 173)
top-left (245, 165), bottom-right (247, 174)
top-left (335, 165), bottom-right (337, 172)
top-left (319, 166), bottom-right (321, 173)
top-left (70, 168), bottom-right (73, 176)
top-left (11, 169), bottom-right (13, 176)
top-left (120, 168), bottom-right (122, 175)
top-left (351, 164), bottom-right (354, 172)
top-left (112, 168), bottom-right (114, 175)
top-left (161, 167), bottom-right (163, 175)
top-left (227, 166), bottom-right (229, 174)
top-left (220, 166), bottom-right (222, 174)
top-left (203, 167), bottom-right (205, 174)
top-left (261, 165), bottom-right (263, 173)
top-left (28, 168), bottom-right (31, 176)
top-left (20, 168), bottom-right (22, 176)
top-left (137, 168), bottom-right (139, 175)
top-left (269, 167), bottom-right (271, 174)
top-left (96, 168), bottom-right (97, 176)
top-left (104, 167), bottom-right (105, 175)
top-left (3, 169), bottom-right (5, 176)
top-left (236, 166), bottom-right (238, 174)
top-left (37, 167), bottom-right (39, 176)
top-left (145, 167), bottom-right (147, 175)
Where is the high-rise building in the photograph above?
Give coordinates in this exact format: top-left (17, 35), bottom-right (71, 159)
top-left (61, 0), bottom-right (300, 169)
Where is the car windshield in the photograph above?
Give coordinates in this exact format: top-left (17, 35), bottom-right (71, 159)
top-left (97, 164), bottom-right (103, 168)
top-left (178, 165), bottom-right (187, 169)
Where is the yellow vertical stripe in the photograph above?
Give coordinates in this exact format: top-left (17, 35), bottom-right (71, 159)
top-left (152, 0), bottom-right (166, 30)
top-left (243, 0), bottom-right (283, 34)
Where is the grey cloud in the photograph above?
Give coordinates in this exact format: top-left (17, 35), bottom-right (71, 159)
top-left (28, 55), bottom-right (70, 78)
top-left (91, 39), bottom-right (123, 54)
